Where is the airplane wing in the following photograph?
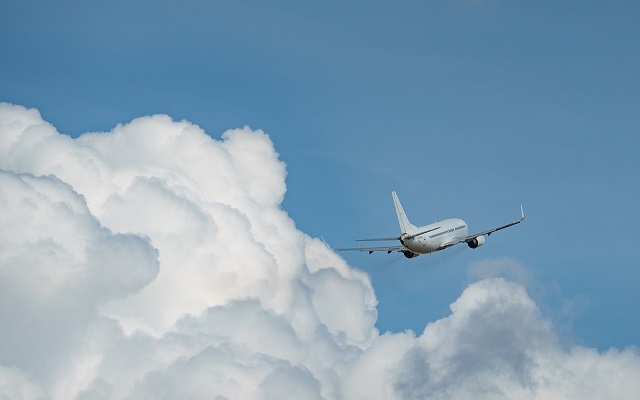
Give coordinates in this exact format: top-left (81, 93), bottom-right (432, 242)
top-left (441, 205), bottom-right (525, 249)
top-left (335, 245), bottom-right (406, 254)
top-left (467, 205), bottom-right (525, 238)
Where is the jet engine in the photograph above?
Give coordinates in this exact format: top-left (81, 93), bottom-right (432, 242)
top-left (467, 235), bottom-right (486, 249)
top-left (403, 250), bottom-right (420, 259)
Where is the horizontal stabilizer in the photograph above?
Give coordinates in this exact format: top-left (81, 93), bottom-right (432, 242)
top-left (335, 245), bottom-right (405, 253)
top-left (356, 236), bottom-right (400, 242)
top-left (403, 226), bottom-right (440, 240)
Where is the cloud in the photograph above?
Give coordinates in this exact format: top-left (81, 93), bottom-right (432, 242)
top-left (394, 279), bottom-right (556, 399)
top-left (467, 257), bottom-right (531, 286)
top-left (0, 169), bottom-right (159, 398)
top-left (1, 102), bottom-right (639, 399)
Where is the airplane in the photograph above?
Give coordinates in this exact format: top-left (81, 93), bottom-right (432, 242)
top-left (336, 192), bottom-right (524, 259)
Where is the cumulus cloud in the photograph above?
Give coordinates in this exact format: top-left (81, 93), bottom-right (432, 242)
top-left (1, 102), bottom-right (639, 399)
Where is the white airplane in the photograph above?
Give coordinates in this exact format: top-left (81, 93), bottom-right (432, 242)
top-left (337, 191), bottom-right (524, 258)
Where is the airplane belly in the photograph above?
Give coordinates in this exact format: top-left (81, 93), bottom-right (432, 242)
top-left (404, 238), bottom-right (438, 254)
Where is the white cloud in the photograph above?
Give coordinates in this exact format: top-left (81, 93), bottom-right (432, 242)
top-left (0, 364), bottom-right (46, 400)
top-left (467, 257), bottom-right (531, 286)
top-left (0, 168), bottom-right (159, 398)
top-left (1, 102), bottom-right (639, 399)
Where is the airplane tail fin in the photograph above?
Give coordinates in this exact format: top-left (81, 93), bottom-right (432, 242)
top-left (392, 191), bottom-right (418, 234)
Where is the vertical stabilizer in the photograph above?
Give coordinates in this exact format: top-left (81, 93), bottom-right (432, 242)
top-left (392, 191), bottom-right (418, 234)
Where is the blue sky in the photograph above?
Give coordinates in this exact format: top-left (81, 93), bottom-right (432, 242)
top-left (2, 0), bottom-right (639, 352)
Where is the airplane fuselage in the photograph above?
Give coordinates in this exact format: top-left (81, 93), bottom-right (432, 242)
top-left (401, 218), bottom-right (469, 254)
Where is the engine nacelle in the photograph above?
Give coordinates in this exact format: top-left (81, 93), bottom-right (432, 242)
top-left (403, 250), bottom-right (420, 259)
top-left (467, 235), bottom-right (486, 249)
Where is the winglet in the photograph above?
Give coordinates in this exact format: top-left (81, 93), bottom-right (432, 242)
top-left (520, 204), bottom-right (525, 221)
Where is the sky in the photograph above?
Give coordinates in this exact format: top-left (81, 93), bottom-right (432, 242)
top-left (1, 1), bottom-right (640, 399)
